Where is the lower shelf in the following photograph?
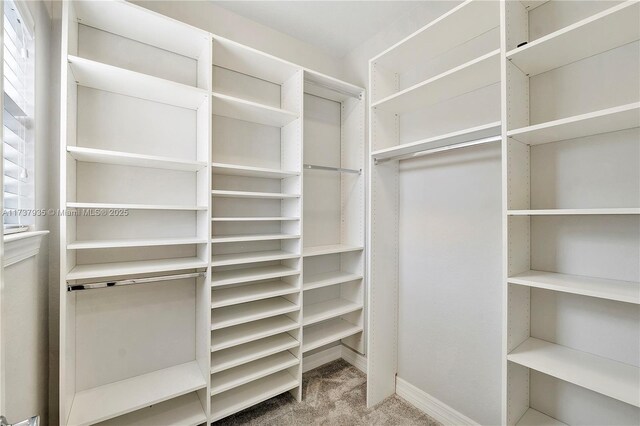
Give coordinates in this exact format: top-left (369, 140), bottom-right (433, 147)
top-left (302, 317), bottom-right (362, 353)
top-left (211, 333), bottom-right (299, 374)
top-left (515, 408), bottom-right (567, 426)
top-left (211, 250), bottom-right (299, 267)
top-left (303, 298), bottom-right (362, 326)
top-left (67, 361), bottom-right (206, 426)
top-left (67, 257), bottom-right (208, 280)
top-left (211, 265), bottom-right (299, 287)
top-left (211, 315), bottom-right (300, 352)
top-left (211, 280), bottom-right (299, 308)
top-left (303, 270), bottom-right (363, 291)
top-left (96, 392), bottom-right (207, 426)
top-left (210, 370), bottom-right (298, 422)
top-left (211, 297), bottom-right (299, 330)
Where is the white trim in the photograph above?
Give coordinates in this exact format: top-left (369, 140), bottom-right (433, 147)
top-left (341, 345), bottom-right (367, 374)
top-left (302, 345), bottom-right (342, 373)
top-left (3, 230), bottom-right (48, 267)
top-left (396, 377), bottom-right (479, 426)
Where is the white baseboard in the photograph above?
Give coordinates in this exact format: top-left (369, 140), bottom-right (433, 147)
top-left (341, 345), bottom-right (367, 374)
top-left (302, 344), bottom-right (368, 374)
top-left (396, 377), bottom-right (479, 426)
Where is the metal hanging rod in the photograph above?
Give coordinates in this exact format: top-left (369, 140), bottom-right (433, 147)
top-left (374, 136), bottom-right (501, 165)
top-left (304, 164), bottom-right (362, 174)
top-left (67, 272), bottom-right (206, 292)
top-left (304, 79), bottom-right (363, 100)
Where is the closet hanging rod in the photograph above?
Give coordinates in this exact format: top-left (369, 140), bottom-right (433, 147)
top-left (304, 79), bottom-right (363, 100)
top-left (304, 164), bottom-right (362, 174)
top-left (67, 272), bottom-right (206, 291)
top-left (374, 136), bottom-right (501, 165)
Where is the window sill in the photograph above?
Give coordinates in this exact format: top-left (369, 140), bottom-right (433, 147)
top-left (3, 230), bottom-right (49, 267)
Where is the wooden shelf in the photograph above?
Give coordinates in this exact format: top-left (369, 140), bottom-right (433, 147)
top-left (212, 217), bottom-right (299, 222)
top-left (67, 257), bottom-right (207, 281)
top-left (372, 121), bottom-right (501, 161)
top-left (96, 392), bottom-right (207, 426)
top-left (211, 333), bottom-right (299, 374)
top-left (68, 55), bottom-right (208, 110)
top-left (302, 317), bottom-right (362, 353)
top-left (211, 351), bottom-right (298, 395)
top-left (68, 237), bottom-right (206, 250)
top-left (507, 103), bottom-right (640, 145)
top-left (508, 270), bottom-right (640, 304)
top-left (211, 265), bottom-right (299, 287)
top-left (212, 92), bottom-right (298, 127)
top-left (507, 1), bottom-right (640, 76)
top-left (508, 208), bottom-right (640, 216)
top-left (211, 189), bottom-right (300, 199)
top-left (67, 202), bottom-right (207, 211)
top-left (211, 162), bottom-right (299, 179)
top-left (67, 361), bottom-right (206, 426)
top-left (303, 298), bottom-right (363, 326)
top-left (372, 49), bottom-right (500, 114)
top-left (67, 146), bottom-right (207, 171)
top-left (211, 234), bottom-right (300, 244)
top-left (210, 370), bottom-right (298, 422)
top-left (304, 69), bottom-right (363, 102)
top-left (515, 408), bottom-right (567, 426)
top-left (303, 271), bottom-right (363, 291)
top-left (211, 297), bottom-right (299, 330)
top-left (212, 281), bottom-right (299, 309)
top-left (303, 244), bottom-right (364, 257)
top-left (211, 315), bottom-right (299, 352)
top-left (507, 337), bottom-right (640, 407)
top-left (212, 250), bottom-right (299, 267)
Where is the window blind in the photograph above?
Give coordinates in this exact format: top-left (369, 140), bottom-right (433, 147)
top-left (3, 0), bottom-right (34, 234)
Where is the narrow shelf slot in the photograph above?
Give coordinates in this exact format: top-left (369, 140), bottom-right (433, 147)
top-left (212, 250), bottom-right (299, 267)
top-left (67, 146), bottom-right (207, 171)
top-left (211, 315), bottom-right (299, 352)
top-left (67, 361), bottom-right (206, 426)
top-left (515, 408), bottom-right (567, 426)
top-left (507, 337), bottom-right (640, 407)
top-left (211, 190), bottom-right (300, 199)
top-left (211, 234), bottom-right (300, 244)
top-left (212, 217), bottom-right (299, 222)
top-left (67, 202), bottom-right (207, 211)
top-left (212, 280), bottom-right (299, 308)
top-left (211, 351), bottom-right (299, 395)
top-left (211, 333), bottom-right (299, 374)
top-left (303, 244), bottom-right (364, 257)
top-left (211, 297), bottom-right (299, 330)
top-left (303, 271), bottom-right (363, 291)
top-left (508, 270), bottom-right (640, 304)
top-left (67, 257), bottom-right (208, 281)
top-left (302, 317), bottom-right (363, 353)
top-left (508, 208), bottom-right (640, 216)
top-left (68, 237), bottom-right (207, 250)
top-left (96, 392), bottom-right (207, 426)
top-left (303, 298), bottom-right (363, 326)
top-left (212, 265), bottom-right (300, 287)
top-left (212, 92), bottom-right (298, 127)
top-left (211, 162), bottom-right (299, 179)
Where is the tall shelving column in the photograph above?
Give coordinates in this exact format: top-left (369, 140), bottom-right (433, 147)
top-left (209, 36), bottom-right (304, 422)
top-left (503, 1), bottom-right (640, 424)
top-left (59, 1), bottom-right (212, 424)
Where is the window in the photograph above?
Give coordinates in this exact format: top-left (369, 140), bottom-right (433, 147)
top-left (3, 0), bottom-right (34, 234)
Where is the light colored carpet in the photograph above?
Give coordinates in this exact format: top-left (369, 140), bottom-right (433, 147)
top-left (214, 359), bottom-right (442, 425)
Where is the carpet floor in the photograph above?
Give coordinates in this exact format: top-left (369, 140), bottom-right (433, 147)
top-left (214, 359), bottom-right (442, 425)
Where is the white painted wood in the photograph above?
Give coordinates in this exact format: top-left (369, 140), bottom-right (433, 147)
top-left (211, 333), bottom-right (299, 374)
top-left (211, 297), bottom-right (299, 330)
top-left (303, 271), bottom-right (363, 291)
top-left (507, 1), bottom-right (640, 76)
top-left (507, 337), bottom-right (640, 407)
top-left (211, 190), bottom-right (300, 199)
top-left (514, 408), bottom-right (567, 426)
top-left (211, 265), bottom-right (299, 287)
top-left (67, 237), bottom-right (206, 250)
top-left (211, 315), bottom-right (299, 352)
top-left (67, 146), bottom-right (207, 171)
top-left (212, 92), bottom-right (298, 127)
top-left (302, 244), bottom-right (363, 257)
top-left (508, 208), bottom-right (640, 216)
top-left (212, 217), bottom-right (298, 222)
top-left (302, 318), bottom-right (363, 353)
top-left (67, 361), bottom-right (206, 426)
top-left (211, 162), bottom-right (299, 178)
top-left (302, 346), bottom-right (343, 373)
top-left (212, 250), bottom-right (299, 267)
top-left (67, 257), bottom-right (208, 281)
top-left (67, 202), bottom-right (206, 211)
top-left (303, 299), bottom-right (363, 326)
top-left (211, 281), bottom-right (299, 308)
top-left (211, 234), bottom-right (300, 244)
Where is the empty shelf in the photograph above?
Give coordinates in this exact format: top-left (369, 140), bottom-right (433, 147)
top-left (303, 244), bottom-right (364, 257)
top-left (211, 190), bottom-right (300, 199)
top-left (212, 217), bottom-right (299, 222)
top-left (67, 257), bottom-right (208, 281)
top-left (515, 408), bottom-right (567, 426)
top-left (211, 297), bottom-right (299, 330)
top-left (68, 237), bottom-right (206, 250)
top-left (507, 103), bottom-right (640, 145)
top-left (508, 270), bottom-right (640, 304)
top-left (67, 202), bottom-right (207, 211)
top-left (211, 234), bottom-right (300, 244)
top-left (96, 392), bottom-right (207, 426)
top-left (212, 281), bottom-right (300, 308)
top-left (211, 333), bottom-right (299, 374)
top-left (210, 370), bottom-right (298, 422)
top-left (507, 1), bottom-right (640, 76)
top-left (211, 265), bottom-right (299, 287)
top-left (303, 317), bottom-right (363, 353)
top-left (212, 250), bottom-right (299, 267)
top-left (211, 351), bottom-right (299, 395)
top-left (67, 361), bottom-right (206, 426)
top-left (372, 122), bottom-right (501, 162)
top-left (304, 271), bottom-right (363, 291)
top-left (303, 298), bottom-right (363, 326)
top-left (211, 162), bottom-right (299, 179)
top-left (211, 315), bottom-right (299, 352)
top-left (68, 55), bottom-right (208, 110)
top-left (507, 337), bottom-right (640, 407)
top-left (372, 49), bottom-right (500, 114)
top-left (212, 92), bottom-right (298, 127)
top-left (508, 208), bottom-right (640, 215)
top-left (67, 146), bottom-right (207, 171)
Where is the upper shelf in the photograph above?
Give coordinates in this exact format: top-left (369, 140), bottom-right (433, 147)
top-left (211, 190), bottom-right (300, 199)
top-left (67, 146), bottom-right (207, 172)
top-left (211, 163), bottom-right (299, 179)
top-left (68, 56), bottom-right (208, 110)
top-left (303, 244), bottom-right (364, 257)
top-left (67, 257), bottom-right (208, 281)
top-left (67, 202), bottom-right (207, 211)
top-left (372, 49), bottom-right (500, 114)
top-left (212, 92), bottom-right (298, 127)
top-left (508, 103), bottom-right (640, 145)
top-left (507, 1), bottom-right (640, 76)
top-left (371, 0), bottom-right (499, 74)
top-left (304, 69), bottom-right (363, 102)
top-left (508, 208), bottom-right (640, 216)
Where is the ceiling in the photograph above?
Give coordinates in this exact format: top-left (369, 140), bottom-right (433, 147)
top-left (211, 1), bottom-right (420, 57)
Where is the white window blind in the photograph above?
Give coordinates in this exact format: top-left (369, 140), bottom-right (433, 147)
top-left (3, 0), bottom-right (34, 234)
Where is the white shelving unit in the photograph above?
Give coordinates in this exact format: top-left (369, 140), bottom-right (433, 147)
top-left (504, 1), bottom-right (640, 424)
